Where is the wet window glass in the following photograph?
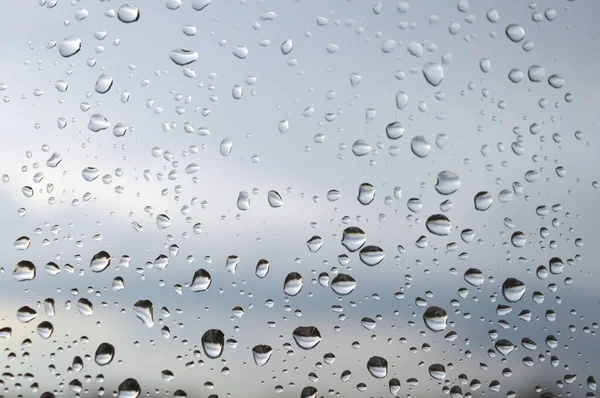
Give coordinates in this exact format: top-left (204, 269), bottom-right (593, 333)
top-left (0, 1), bottom-right (598, 397)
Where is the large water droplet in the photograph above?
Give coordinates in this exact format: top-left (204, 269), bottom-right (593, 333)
top-left (422, 63), bottom-right (444, 86)
top-left (423, 306), bottom-right (448, 332)
top-left (411, 136), bottom-right (431, 158)
top-left (255, 259), bottom-right (270, 278)
top-left (133, 300), bottom-right (154, 327)
top-left (341, 227), bottom-right (366, 252)
top-left (281, 39), bottom-right (293, 55)
top-left (201, 329), bottom-right (225, 359)
top-left (367, 356), bottom-right (388, 378)
top-left (190, 269), bottom-right (212, 292)
top-left (268, 190), bottom-right (283, 207)
top-left (88, 114), bottom-right (110, 132)
top-left (118, 378), bottom-right (141, 398)
top-left (17, 306), bottom-right (37, 323)
top-left (237, 191), bottom-right (251, 210)
top-left (252, 345), bottom-right (273, 366)
top-left (395, 91), bottom-right (408, 110)
top-left (426, 214), bottom-right (452, 236)
top-left (429, 364), bottom-right (446, 380)
top-left (58, 37), bottom-right (82, 57)
top-left (502, 278), bottom-right (526, 302)
top-left (359, 245), bottom-right (385, 266)
top-left (95, 343), bottom-right (115, 366)
top-left (283, 272), bottom-right (303, 296)
top-left (357, 183), bottom-right (375, 205)
top-left (156, 214), bottom-right (171, 229)
top-left (169, 49), bottom-right (199, 66)
top-left (330, 274), bottom-right (357, 295)
top-left (474, 191), bottom-right (493, 211)
top-left (506, 24), bottom-right (525, 42)
top-left (464, 268), bottom-right (484, 286)
top-left (117, 4), bottom-right (140, 23)
top-left (351, 140), bottom-right (371, 156)
top-left (37, 321), bottom-right (54, 339)
top-left (95, 74), bottom-right (113, 94)
top-left (385, 122), bottom-right (404, 139)
top-left (435, 171), bottom-right (460, 195)
top-left (82, 167), bottom-right (100, 182)
top-left (226, 255), bottom-right (240, 274)
top-left (292, 326), bottom-right (321, 350)
top-left (89, 251), bottom-right (110, 273)
top-left (13, 260), bottom-right (36, 281)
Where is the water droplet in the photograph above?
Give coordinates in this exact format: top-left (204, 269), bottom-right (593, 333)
top-left (292, 326), bottom-right (321, 350)
top-left (357, 183), bottom-right (375, 205)
top-left (395, 91), bottom-right (408, 110)
top-left (268, 190), bottom-right (283, 207)
top-left (113, 123), bottom-right (128, 137)
top-left (190, 269), bottom-right (212, 292)
top-left (252, 345), bottom-right (273, 366)
top-left (429, 364), bottom-right (446, 380)
top-left (232, 45), bottom-right (249, 59)
top-left (117, 4), bottom-right (140, 23)
top-left (90, 251), bottom-right (111, 272)
top-left (486, 9), bottom-right (500, 22)
top-left (359, 245), bottom-right (385, 266)
top-left (426, 214), bottom-right (452, 236)
top-left (411, 136), bottom-right (431, 158)
top-left (237, 191), bottom-right (251, 210)
top-left (435, 171), bottom-right (460, 195)
top-left (220, 138), bottom-right (233, 156)
top-left (58, 37), bottom-right (82, 57)
top-left (95, 343), bottom-right (115, 366)
top-left (330, 274), bottom-right (357, 295)
top-left (528, 65), bottom-right (546, 82)
top-left (133, 300), bottom-right (154, 327)
top-left (367, 356), bottom-right (388, 378)
top-left (422, 63), bottom-right (444, 86)
top-left (13, 261), bottom-right (35, 281)
top-left (95, 74), bottom-right (113, 94)
top-left (352, 140), bottom-right (371, 156)
top-left (281, 39), bottom-right (293, 55)
top-left (474, 191), bottom-right (492, 211)
top-left (201, 329), bottom-right (225, 359)
top-left (506, 24), bottom-right (525, 42)
top-left (82, 167), bottom-right (100, 182)
top-left (37, 321), bottom-right (54, 339)
top-left (306, 236), bottom-right (323, 253)
top-left (17, 306), bottom-right (37, 323)
top-left (14, 236), bottom-right (30, 250)
top-left (301, 386), bottom-right (318, 398)
top-left (464, 268), bottom-right (484, 286)
top-left (423, 306), bottom-right (448, 332)
top-left (511, 231), bottom-right (526, 247)
top-left (169, 49), bottom-right (199, 66)
top-left (88, 114), bottom-right (110, 132)
top-left (77, 298), bottom-right (94, 316)
top-left (386, 122), bottom-right (404, 139)
top-left (156, 214), bottom-right (171, 229)
top-left (341, 227), bottom-right (366, 252)
top-left (495, 339), bottom-right (515, 356)
top-left (548, 74), bottom-right (564, 88)
top-left (479, 58), bottom-right (492, 73)
top-left (502, 278), bottom-right (526, 302)
top-left (118, 378), bottom-right (141, 398)
top-left (284, 272), bottom-right (303, 296)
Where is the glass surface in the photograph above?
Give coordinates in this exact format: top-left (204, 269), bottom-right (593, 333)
top-left (0, 1), bottom-right (598, 397)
